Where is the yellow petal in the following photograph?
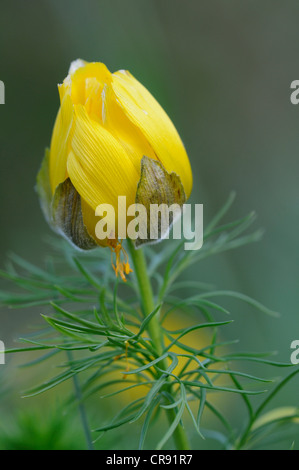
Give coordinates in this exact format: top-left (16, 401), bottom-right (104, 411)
top-left (68, 62), bottom-right (111, 111)
top-left (49, 93), bottom-right (74, 193)
top-left (59, 61), bottom-right (111, 122)
top-left (68, 58), bottom-right (88, 76)
top-left (80, 198), bottom-right (108, 247)
top-left (101, 85), bottom-right (157, 174)
top-left (58, 59), bottom-right (87, 102)
top-left (111, 70), bottom-right (193, 198)
top-left (67, 104), bottom-right (139, 214)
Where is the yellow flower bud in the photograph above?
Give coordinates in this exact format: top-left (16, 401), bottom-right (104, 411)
top-left (37, 59), bottom-right (193, 252)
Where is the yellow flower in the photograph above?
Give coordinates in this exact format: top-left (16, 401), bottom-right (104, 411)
top-left (37, 59), bottom-right (193, 259)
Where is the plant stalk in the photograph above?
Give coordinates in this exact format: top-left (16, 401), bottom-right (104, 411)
top-left (127, 239), bottom-right (190, 450)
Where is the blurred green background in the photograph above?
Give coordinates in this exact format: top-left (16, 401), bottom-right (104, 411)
top-left (0, 0), bottom-right (298, 449)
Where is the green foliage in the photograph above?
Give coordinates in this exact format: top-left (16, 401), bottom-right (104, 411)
top-left (0, 408), bottom-right (83, 450)
top-left (1, 193), bottom-right (298, 450)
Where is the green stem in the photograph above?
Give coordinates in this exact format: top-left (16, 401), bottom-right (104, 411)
top-left (127, 239), bottom-right (190, 451)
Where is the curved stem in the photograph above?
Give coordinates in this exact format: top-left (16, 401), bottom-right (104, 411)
top-left (127, 239), bottom-right (190, 450)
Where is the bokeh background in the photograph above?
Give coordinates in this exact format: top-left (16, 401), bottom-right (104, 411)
top-left (0, 0), bottom-right (298, 449)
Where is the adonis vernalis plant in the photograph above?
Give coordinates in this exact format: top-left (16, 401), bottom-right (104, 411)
top-left (1, 61), bottom-right (298, 450)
